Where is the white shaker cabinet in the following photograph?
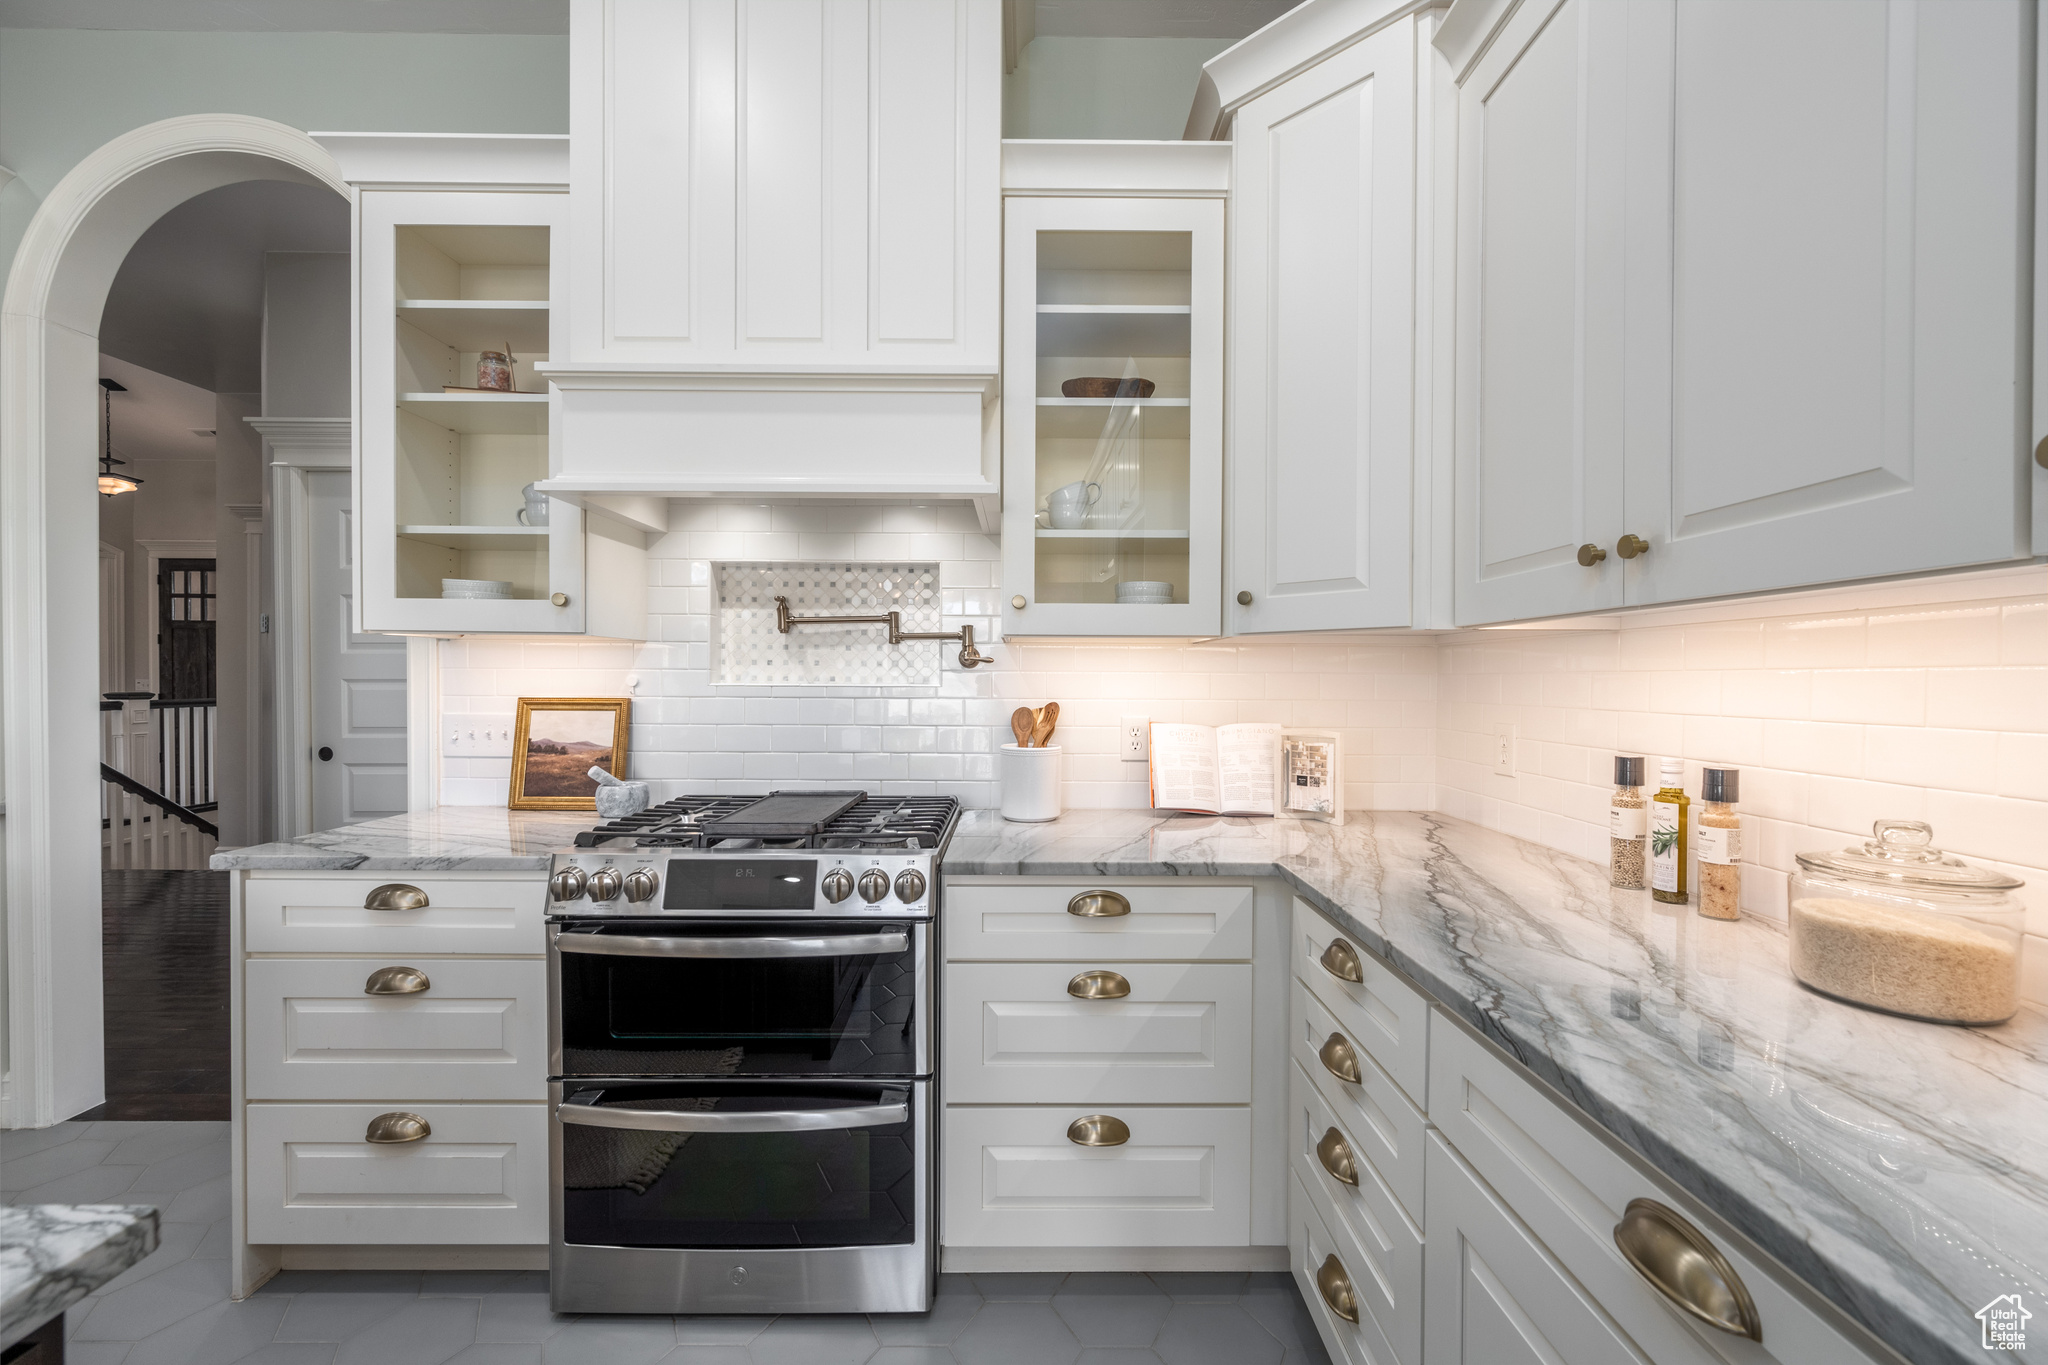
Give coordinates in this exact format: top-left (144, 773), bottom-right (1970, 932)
top-left (1226, 15), bottom-right (1423, 633)
top-left (1450, 0), bottom-right (2033, 624)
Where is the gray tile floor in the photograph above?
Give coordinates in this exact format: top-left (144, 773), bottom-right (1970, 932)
top-left (3, 1121), bottom-right (1333, 1365)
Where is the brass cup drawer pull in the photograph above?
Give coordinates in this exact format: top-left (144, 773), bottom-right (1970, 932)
top-left (1067, 1114), bottom-right (1130, 1147)
top-left (365, 1112), bottom-right (431, 1144)
top-left (1613, 1198), bottom-right (1762, 1341)
top-left (1318, 1032), bottom-right (1363, 1084)
top-left (1319, 938), bottom-right (1365, 984)
top-left (364, 966), bottom-right (431, 995)
top-left (364, 883), bottom-right (429, 912)
top-left (1315, 1127), bottom-right (1359, 1186)
top-left (1067, 970), bottom-right (1131, 1000)
top-left (1066, 889), bottom-right (1131, 918)
top-left (1315, 1254), bottom-right (1360, 1323)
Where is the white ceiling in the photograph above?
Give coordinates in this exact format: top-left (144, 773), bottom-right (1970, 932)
top-left (1031, 0), bottom-right (1301, 40)
top-left (0, 0), bottom-right (568, 33)
top-left (99, 178), bottom-right (347, 395)
top-left (98, 354), bottom-right (219, 467)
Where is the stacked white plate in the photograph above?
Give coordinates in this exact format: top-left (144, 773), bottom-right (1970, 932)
top-left (1115, 580), bottom-right (1174, 604)
top-left (442, 577), bottom-right (514, 600)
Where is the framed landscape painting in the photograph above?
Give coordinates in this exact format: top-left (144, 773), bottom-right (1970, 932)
top-left (509, 697), bottom-right (631, 810)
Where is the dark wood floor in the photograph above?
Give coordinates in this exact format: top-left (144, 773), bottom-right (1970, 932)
top-left (72, 870), bottom-right (230, 1121)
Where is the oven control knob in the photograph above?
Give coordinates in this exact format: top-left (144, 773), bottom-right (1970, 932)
top-left (588, 867), bottom-right (623, 902)
top-left (822, 868), bottom-right (855, 903)
top-left (549, 867), bottom-right (588, 902)
top-left (623, 868), bottom-right (659, 903)
top-left (857, 869), bottom-right (891, 904)
top-left (894, 869), bottom-right (927, 903)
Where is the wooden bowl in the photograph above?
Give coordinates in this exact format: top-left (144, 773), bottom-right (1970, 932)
top-left (1061, 377), bottom-right (1156, 399)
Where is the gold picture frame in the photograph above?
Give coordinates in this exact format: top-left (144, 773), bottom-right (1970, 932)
top-left (508, 697), bottom-right (631, 810)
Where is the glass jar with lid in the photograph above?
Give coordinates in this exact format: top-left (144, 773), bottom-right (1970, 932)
top-left (1789, 820), bottom-right (2025, 1026)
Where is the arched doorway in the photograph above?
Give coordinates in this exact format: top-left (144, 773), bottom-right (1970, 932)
top-left (2, 115), bottom-right (348, 1128)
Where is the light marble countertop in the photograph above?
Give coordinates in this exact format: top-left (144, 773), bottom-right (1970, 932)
top-left (0, 1204), bottom-right (159, 1349)
top-left (208, 803), bottom-right (2047, 1363)
top-left (949, 808), bottom-right (2048, 1365)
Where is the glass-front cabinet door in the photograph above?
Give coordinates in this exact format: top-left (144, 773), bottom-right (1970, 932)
top-left (1001, 197), bottom-right (1223, 636)
top-left (358, 189), bottom-right (592, 633)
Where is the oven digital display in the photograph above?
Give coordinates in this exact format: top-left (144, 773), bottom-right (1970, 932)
top-left (662, 859), bottom-right (818, 909)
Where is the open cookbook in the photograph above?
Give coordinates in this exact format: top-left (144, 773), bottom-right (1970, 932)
top-left (1148, 723), bottom-right (1344, 823)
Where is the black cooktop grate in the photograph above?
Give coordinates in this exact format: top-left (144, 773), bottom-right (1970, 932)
top-left (575, 792), bottom-right (960, 851)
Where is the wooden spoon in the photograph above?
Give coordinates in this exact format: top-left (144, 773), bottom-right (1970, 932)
top-left (1031, 701), bottom-right (1060, 748)
top-left (1011, 707), bottom-right (1035, 748)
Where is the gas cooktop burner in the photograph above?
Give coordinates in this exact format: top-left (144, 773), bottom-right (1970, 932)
top-left (574, 791), bottom-right (961, 852)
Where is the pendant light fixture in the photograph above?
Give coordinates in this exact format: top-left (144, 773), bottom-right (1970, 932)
top-left (98, 376), bottom-right (141, 496)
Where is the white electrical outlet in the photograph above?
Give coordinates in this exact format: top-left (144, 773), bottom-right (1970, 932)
top-left (1122, 716), bottom-right (1150, 761)
top-left (445, 719), bottom-right (516, 758)
top-left (1493, 722), bottom-right (1517, 777)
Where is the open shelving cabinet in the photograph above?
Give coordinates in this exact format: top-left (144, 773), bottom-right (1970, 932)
top-left (1001, 197), bottom-right (1223, 636)
top-left (358, 190), bottom-right (643, 636)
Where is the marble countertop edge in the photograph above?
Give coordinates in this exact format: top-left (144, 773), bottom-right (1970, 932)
top-left (0, 1204), bottom-right (160, 1350)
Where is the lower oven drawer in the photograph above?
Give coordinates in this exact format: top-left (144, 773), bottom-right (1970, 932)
top-left (941, 1105), bottom-right (1250, 1248)
top-left (244, 958), bottom-right (546, 1101)
top-left (244, 1102), bottom-right (547, 1245)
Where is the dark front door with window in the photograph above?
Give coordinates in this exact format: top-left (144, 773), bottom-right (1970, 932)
top-left (156, 558), bottom-right (215, 701)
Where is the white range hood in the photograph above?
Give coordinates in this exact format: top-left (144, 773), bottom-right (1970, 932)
top-left (537, 0), bottom-right (1003, 530)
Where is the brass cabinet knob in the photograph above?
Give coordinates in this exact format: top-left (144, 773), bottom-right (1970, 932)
top-left (364, 966), bottom-right (430, 995)
top-left (1616, 534), bottom-right (1651, 560)
top-left (365, 1111), bottom-right (431, 1144)
top-left (1315, 1127), bottom-right (1359, 1186)
top-left (1066, 889), bottom-right (1131, 918)
top-left (1011, 594), bottom-right (1028, 610)
top-left (2036, 434), bottom-right (2048, 469)
top-left (1613, 1198), bottom-right (1762, 1340)
top-left (1315, 1254), bottom-right (1360, 1323)
top-left (551, 592), bottom-right (569, 607)
top-left (1319, 938), bottom-right (1365, 984)
top-left (1577, 543), bottom-right (1608, 567)
top-left (1066, 1114), bottom-right (1131, 1147)
top-left (1067, 970), bottom-right (1131, 999)
top-left (1318, 1032), bottom-right (1362, 1084)
top-left (364, 883), bottom-right (428, 912)
top-left (1236, 590), bottom-right (1253, 606)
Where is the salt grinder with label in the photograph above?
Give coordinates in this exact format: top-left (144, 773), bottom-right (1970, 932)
top-left (1697, 767), bottom-right (1741, 920)
top-left (1609, 756), bottom-right (1647, 889)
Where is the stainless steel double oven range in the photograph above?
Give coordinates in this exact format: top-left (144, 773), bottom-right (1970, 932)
top-left (545, 791), bottom-right (955, 1316)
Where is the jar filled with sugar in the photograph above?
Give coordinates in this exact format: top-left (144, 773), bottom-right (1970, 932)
top-left (1789, 820), bottom-right (2024, 1026)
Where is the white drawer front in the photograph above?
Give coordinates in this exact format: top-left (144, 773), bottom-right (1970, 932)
top-left (944, 882), bottom-right (1255, 961)
top-left (1291, 1169), bottom-right (1403, 1365)
top-left (245, 1102), bottom-right (547, 1245)
top-left (1290, 1062), bottom-right (1423, 1365)
top-left (243, 874), bottom-right (546, 955)
top-left (1293, 979), bottom-right (1427, 1223)
top-left (1294, 898), bottom-right (1430, 1108)
top-left (945, 962), bottom-right (1252, 1104)
top-left (244, 959), bottom-right (546, 1102)
top-left (944, 1105), bottom-right (1250, 1247)
top-left (1427, 1012), bottom-right (1885, 1365)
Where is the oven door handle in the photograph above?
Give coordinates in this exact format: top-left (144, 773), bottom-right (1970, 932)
top-left (553, 930), bottom-right (909, 959)
top-left (556, 1092), bottom-right (910, 1134)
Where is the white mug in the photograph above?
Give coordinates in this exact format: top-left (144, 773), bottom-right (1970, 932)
top-left (517, 483), bottom-right (550, 527)
top-left (1046, 480), bottom-right (1100, 530)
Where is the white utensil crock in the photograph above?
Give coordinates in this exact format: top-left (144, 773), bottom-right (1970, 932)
top-left (1000, 743), bottom-right (1062, 822)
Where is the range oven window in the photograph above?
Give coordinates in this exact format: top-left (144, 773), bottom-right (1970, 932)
top-left (555, 920), bottom-right (922, 1078)
top-left (558, 1082), bottom-right (917, 1250)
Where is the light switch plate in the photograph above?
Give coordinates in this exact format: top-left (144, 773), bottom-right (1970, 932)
top-left (445, 718), bottom-right (516, 758)
top-left (1493, 722), bottom-right (1517, 777)
top-left (1122, 716), bottom-right (1150, 761)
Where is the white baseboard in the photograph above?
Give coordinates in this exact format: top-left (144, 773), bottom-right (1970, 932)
top-left (940, 1245), bottom-right (1288, 1273)
top-left (278, 1245), bottom-right (550, 1271)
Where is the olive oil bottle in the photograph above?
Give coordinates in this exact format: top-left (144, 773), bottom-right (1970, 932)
top-left (1650, 759), bottom-right (1690, 905)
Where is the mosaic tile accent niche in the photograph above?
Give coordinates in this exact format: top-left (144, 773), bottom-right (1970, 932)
top-left (715, 562), bottom-right (944, 686)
